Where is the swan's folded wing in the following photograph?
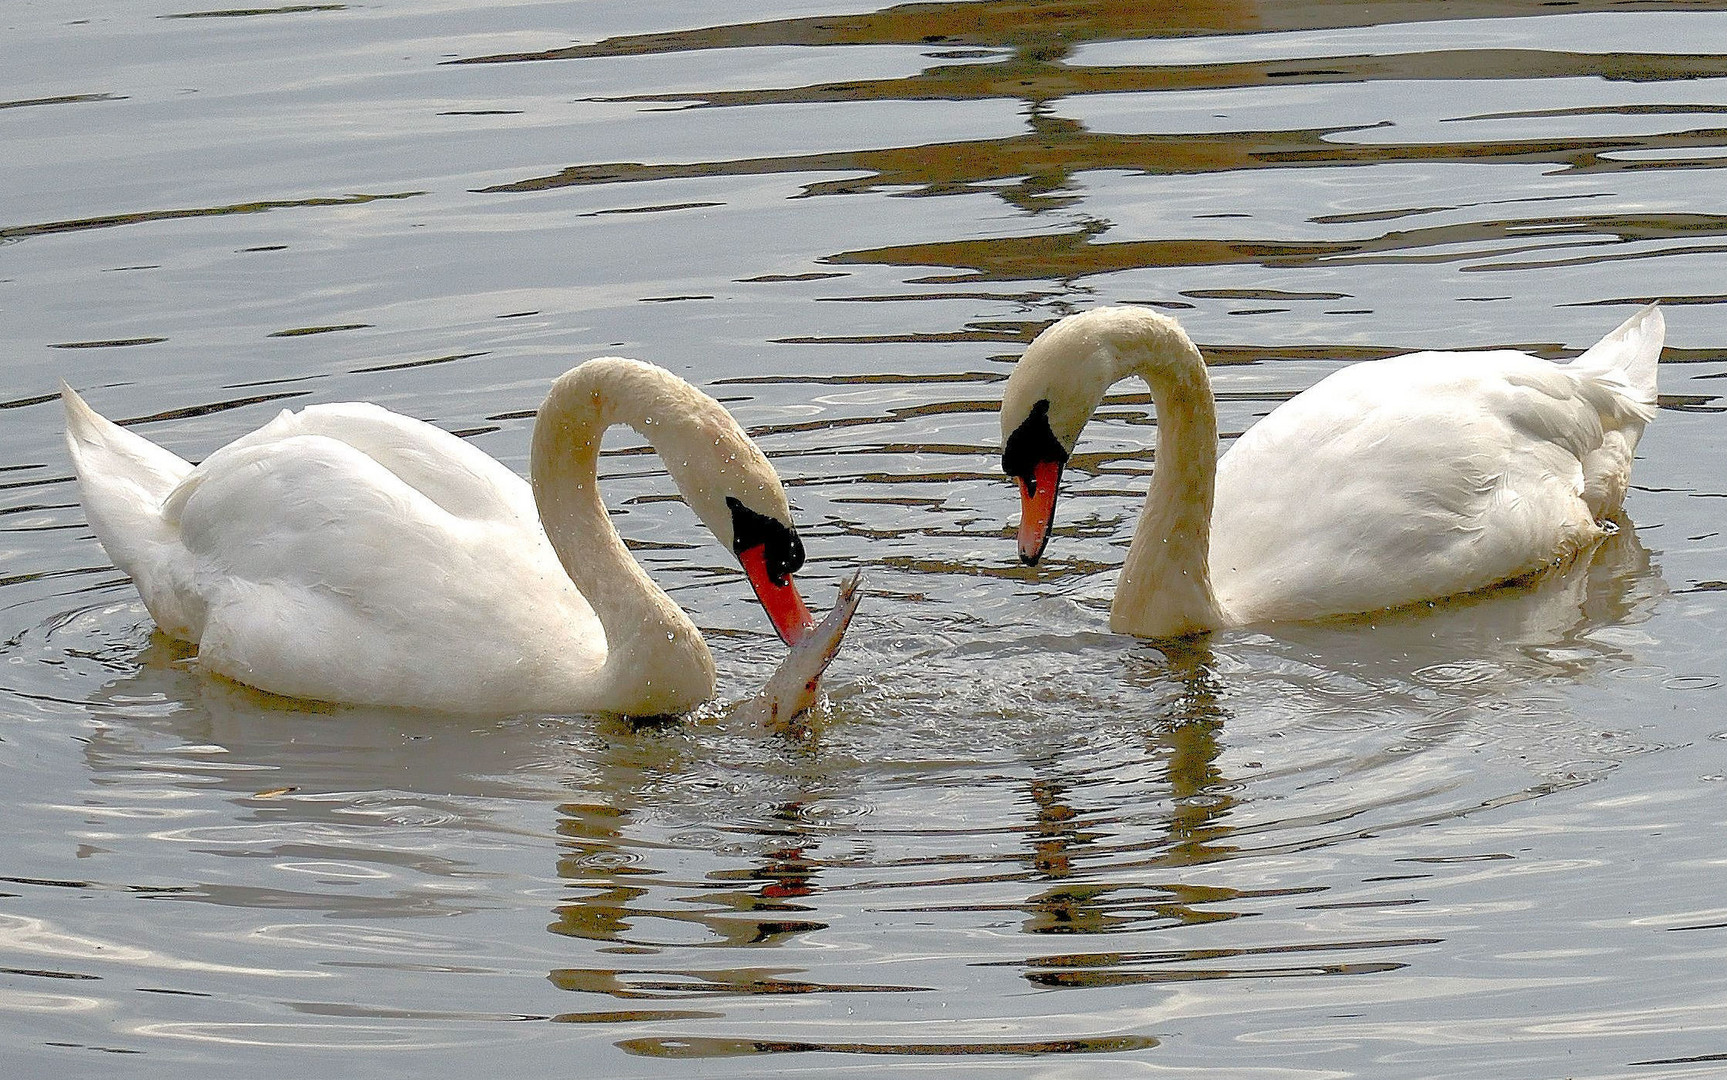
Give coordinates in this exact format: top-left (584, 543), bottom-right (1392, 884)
top-left (1210, 353), bottom-right (1610, 623)
top-left (169, 434), bottom-right (600, 710)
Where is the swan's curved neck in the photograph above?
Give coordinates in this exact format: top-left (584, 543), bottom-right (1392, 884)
top-left (530, 364), bottom-right (715, 713)
top-left (1105, 324), bottom-right (1226, 638)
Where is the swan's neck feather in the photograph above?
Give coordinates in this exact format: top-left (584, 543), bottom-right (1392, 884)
top-left (532, 359), bottom-right (717, 714)
top-left (1026, 309), bottom-right (1226, 638)
top-left (1108, 325), bottom-right (1226, 638)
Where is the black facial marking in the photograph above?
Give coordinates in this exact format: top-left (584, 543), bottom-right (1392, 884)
top-left (727, 496), bottom-right (806, 583)
top-left (1001, 399), bottom-right (1068, 491)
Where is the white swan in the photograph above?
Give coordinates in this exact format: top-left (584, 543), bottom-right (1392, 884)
top-left (1000, 305), bottom-right (1663, 639)
top-left (62, 358), bottom-right (817, 716)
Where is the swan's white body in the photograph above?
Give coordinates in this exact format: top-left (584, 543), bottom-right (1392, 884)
top-left (63, 359), bottom-right (811, 716)
top-left (1001, 305), bottom-right (1663, 639)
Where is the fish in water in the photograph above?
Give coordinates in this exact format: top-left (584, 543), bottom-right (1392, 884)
top-left (738, 572), bottom-right (863, 729)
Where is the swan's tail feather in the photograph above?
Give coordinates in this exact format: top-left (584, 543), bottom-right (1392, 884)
top-left (62, 384), bottom-right (194, 499)
top-left (62, 384), bottom-right (199, 637)
top-left (1571, 303), bottom-right (1663, 424)
top-left (1564, 306), bottom-right (1663, 521)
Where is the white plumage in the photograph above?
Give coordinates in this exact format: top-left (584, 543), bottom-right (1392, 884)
top-left (63, 358), bottom-right (813, 716)
top-left (1000, 305), bottom-right (1663, 639)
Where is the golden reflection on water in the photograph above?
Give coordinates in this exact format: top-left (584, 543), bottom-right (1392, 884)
top-left (457, 0), bottom-right (1727, 300)
top-left (451, 0), bottom-right (1727, 66)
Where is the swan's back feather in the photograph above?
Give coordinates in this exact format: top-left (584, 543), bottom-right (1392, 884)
top-left (164, 402), bottom-right (537, 530)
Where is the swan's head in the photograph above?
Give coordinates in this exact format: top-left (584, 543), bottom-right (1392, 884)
top-left (645, 386), bottom-right (816, 648)
top-left (1000, 310), bottom-right (1141, 565)
top-left (1001, 398), bottom-right (1068, 565)
top-left (720, 491), bottom-right (814, 648)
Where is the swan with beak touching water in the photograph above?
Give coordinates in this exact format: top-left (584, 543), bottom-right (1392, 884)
top-left (63, 358), bottom-right (823, 717)
top-left (1000, 305), bottom-right (1663, 639)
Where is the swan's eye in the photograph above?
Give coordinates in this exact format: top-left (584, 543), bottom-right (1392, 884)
top-left (727, 496), bottom-right (805, 583)
top-left (1002, 398), bottom-right (1068, 490)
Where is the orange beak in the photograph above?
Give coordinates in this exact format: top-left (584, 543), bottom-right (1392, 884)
top-left (1016, 459), bottom-right (1062, 566)
top-left (739, 544), bottom-right (816, 645)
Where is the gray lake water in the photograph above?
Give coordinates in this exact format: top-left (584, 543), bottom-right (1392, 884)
top-left (5, 2), bottom-right (1727, 1077)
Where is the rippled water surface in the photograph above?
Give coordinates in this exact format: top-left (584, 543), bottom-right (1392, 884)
top-left (6, 2), bottom-right (1727, 1076)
